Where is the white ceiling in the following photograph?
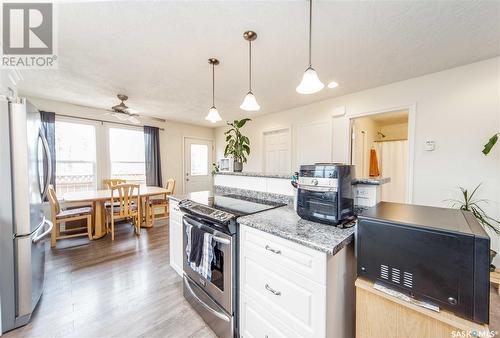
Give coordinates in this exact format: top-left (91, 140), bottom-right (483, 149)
top-left (17, 0), bottom-right (500, 127)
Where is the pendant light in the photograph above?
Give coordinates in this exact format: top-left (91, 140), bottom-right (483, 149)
top-left (205, 58), bottom-right (222, 123)
top-left (296, 0), bottom-right (324, 95)
top-left (240, 31), bottom-right (260, 111)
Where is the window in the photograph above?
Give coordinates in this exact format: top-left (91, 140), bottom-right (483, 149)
top-left (190, 144), bottom-right (208, 176)
top-left (55, 120), bottom-right (97, 193)
top-left (109, 127), bottom-right (146, 184)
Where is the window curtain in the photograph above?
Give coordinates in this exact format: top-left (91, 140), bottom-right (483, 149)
top-left (144, 126), bottom-right (162, 187)
top-left (40, 111), bottom-right (56, 195)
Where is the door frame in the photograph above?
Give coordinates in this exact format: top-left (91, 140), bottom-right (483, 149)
top-left (346, 104), bottom-right (416, 203)
top-left (262, 126), bottom-right (292, 173)
top-left (182, 136), bottom-right (214, 194)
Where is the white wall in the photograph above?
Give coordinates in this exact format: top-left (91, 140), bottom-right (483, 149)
top-left (215, 57), bottom-right (500, 259)
top-left (26, 97), bottom-right (215, 194)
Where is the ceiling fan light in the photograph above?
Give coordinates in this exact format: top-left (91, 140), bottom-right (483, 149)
top-left (240, 91), bottom-right (260, 111)
top-left (296, 67), bottom-right (324, 94)
top-left (205, 106), bottom-right (222, 123)
top-left (327, 81), bottom-right (339, 89)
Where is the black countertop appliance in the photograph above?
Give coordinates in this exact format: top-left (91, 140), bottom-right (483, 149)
top-left (357, 202), bottom-right (490, 324)
top-left (296, 163), bottom-right (355, 226)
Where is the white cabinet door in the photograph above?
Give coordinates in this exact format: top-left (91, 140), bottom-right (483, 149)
top-left (263, 128), bottom-right (291, 173)
top-left (169, 200), bottom-right (183, 276)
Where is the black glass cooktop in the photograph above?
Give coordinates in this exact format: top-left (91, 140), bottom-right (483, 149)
top-left (204, 194), bottom-right (285, 217)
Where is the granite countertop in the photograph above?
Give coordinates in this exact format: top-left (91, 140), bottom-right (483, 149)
top-left (169, 190), bottom-right (213, 203)
top-left (215, 171), bottom-right (291, 179)
top-left (352, 177), bottom-right (391, 185)
top-left (237, 205), bottom-right (355, 255)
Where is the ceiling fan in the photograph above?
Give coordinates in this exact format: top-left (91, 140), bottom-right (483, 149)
top-left (108, 94), bottom-right (141, 124)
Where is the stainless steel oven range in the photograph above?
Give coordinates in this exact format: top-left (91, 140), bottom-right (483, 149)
top-left (179, 195), bottom-right (285, 338)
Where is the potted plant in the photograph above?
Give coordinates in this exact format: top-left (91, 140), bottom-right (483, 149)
top-left (224, 118), bottom-right (251, 172)
top-left (448, 184), bottom-right (500, 271)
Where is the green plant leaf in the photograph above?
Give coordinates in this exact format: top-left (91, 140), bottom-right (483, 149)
top-left (236, 118), bottom-right (251, 128)
top-left (483, 133), bottom-right (498, 155)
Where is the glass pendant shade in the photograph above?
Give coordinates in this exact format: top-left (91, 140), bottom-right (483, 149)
top-left (240, 91), bottom-right (260, 111)
top-left (205, 106), bottom-right (222, 123)
top-left (296, 66), bottom-right (324, 94)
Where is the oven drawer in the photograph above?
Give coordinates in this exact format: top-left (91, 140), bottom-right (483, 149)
top-left (240, 225), bottom-right (326, 285)
top-left (240, 254), bottom-right (326, 337)
top-left (240, 291), bottom-right (300, 338)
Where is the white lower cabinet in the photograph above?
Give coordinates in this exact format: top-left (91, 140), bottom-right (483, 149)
top-left (239, 225), bottom-right (355, 338)
top-left (169, 199), bottom-right (184, 276)
top-left (240, 292), bottom-right (300, 338)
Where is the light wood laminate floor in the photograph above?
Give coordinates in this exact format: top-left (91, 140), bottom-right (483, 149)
top-left (4, 220), bottom-right (216, 338)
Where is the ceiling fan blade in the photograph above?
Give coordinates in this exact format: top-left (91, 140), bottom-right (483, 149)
top-left (128, 115), bottom-right (141, 124)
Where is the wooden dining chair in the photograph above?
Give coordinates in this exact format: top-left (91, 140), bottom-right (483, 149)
top-left (103, 178), bottom-right (127, 189)
top-left (105, 184), bottom-right (140, 240)
top-left (47, 185), bottom-right (93, 248)
top-left (149, 179), bottom-right (176, 226)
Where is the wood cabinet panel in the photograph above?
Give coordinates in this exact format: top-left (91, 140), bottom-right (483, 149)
top-left (355, 278), bottom-right (488, 338)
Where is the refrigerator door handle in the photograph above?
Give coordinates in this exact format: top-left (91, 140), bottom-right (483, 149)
top-left (32, 218), bottom-right (53, 244)
top-left (39, 128), bottom-right (52, 200)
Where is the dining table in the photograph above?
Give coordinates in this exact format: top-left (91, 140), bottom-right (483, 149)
top-left (62, 185), bottom-right (170, 239)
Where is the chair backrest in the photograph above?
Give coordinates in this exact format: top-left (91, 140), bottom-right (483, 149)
top-left (110, 184), bottom-right (140, 217)
top-left (47, 185), bottom-right (60, 216)
top-left (165, 179), bottom-right (175, 195)
top-left (103, 178), bottom-right (127, 189)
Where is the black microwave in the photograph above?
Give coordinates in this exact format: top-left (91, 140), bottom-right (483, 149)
top-left (357, 202), bottom-right (490, 324)
top-left (296, 163), bottom-right (354, 226)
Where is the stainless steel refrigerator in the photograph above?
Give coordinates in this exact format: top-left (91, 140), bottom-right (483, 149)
top-left (0, 96), bottom-right (53, 334)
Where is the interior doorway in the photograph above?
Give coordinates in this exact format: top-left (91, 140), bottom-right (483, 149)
top-left (350, 109), bottom-right (411, 203)
top-left (184, 137), bottom-right (213, 193)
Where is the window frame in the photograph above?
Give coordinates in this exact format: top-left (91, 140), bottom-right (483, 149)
top-left (54, 115), bottom-right (101, 193)
top-left (105, 123), bottom-right (146, 185)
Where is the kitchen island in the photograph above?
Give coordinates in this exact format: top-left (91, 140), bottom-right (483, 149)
top-left (238, 205), bottom-right (356, 338)
top-left (169, 190), bottom-right (356, 338)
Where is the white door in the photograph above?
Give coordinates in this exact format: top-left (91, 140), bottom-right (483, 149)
top-left (184, 138), bottom-right (213, 193)
top-left (263, 129), bottom-right (291, 173)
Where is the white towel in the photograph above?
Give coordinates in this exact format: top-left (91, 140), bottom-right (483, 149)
top-left (185, 224), bottom-right (215, 280)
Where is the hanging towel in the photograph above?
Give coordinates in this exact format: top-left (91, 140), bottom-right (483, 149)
top-left (189, 226), bottom-right (205, 266)
top-left (185, 224), bottom-right (215, 280)
top-left (369, 148), bottom-right (380, 177)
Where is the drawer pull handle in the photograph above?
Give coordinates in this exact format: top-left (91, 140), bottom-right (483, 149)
top-left (265, 245), bottom-right (281, 255)
top-left (265, 283), bottom-right (281, 296)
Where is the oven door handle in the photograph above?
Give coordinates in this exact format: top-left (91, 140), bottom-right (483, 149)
top-left (183, 276), bottom-right (231, 322)
top-left (213, 236), bottom-right (230, 245)
top-left (183, 217), bottom-right (231, 245)
top-left (299, 185), bottom-right (338, 192)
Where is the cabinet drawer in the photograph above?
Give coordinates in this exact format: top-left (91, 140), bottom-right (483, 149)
top-left (240, 292), bottom-right (300, 338)
top-left (240, 255), bottom-right (326, 337)
top-left (241, 225), bottom-right (326, 285)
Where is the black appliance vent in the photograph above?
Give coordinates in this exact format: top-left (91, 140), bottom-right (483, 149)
top-left (379, 264), bottom-right (413, 289)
